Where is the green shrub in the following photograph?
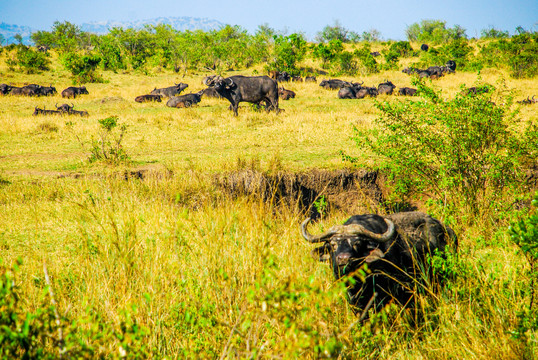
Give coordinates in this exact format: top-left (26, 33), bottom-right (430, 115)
top-left (6, 45), bottom-right (50, 74)
top-left (267, 33), bottom-right (307, 76)
top-left (61, 52), bottom-right (104, 83)
top-left (343, 78), bottom-right (538, 220)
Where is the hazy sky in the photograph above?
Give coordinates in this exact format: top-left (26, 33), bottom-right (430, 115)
top-left (1, 0), bottom-right (537, 40)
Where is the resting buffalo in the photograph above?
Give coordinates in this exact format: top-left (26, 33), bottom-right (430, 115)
top-left (55, 103), bottom-right (89, 116)
top-left (203, 75), bottom-right (279, 116)
top-left (292, 75), bottom-right (303, 82)
top-left (398, 87), bottom-right (417, 96)
top-left (62, 86), bottom-right (89, 99)
top-left (0, 84), bottom-right (12, 95)
top-left (337, 81), bottom-right (364, 99)
top-left (446, 60), bottom-right (456, 72)
top-left (37, 85), bottom-right (57, 96)
top-left (166, 90), bottom-right (204, 108)
top-left (378, 80), bottom-right (396, 95)
top-left (33, 106), bottom-right (61, 116)
top-left (135, 94), bottom-right (163, 103)
top-left (305, 76), bottom-right (317, 83)
top-left (517, 95), bottom-right (537, 105)
top-left (278, 86), bottom-right (296, 100)
top-left (202, 87), bottom-right (223, 99)
top-left (277, 72), bottom-right (291, 82)
top-left (421, 44), bottom-right (429, 51)
top-left (301, 211), bottom-right (457, 315)
top-left (319, 79), bottom-right (351, 90)
top-left (150, 83), bottom-right (188, 98)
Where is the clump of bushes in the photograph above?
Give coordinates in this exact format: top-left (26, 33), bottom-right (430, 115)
top-left (6, 45), bottom-right (50, 74)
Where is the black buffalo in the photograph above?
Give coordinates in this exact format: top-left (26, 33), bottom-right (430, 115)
top-left (0, 84), bottom-right (12, 95)
top-left (305, 76), bottom-right (317, 83)
top-left (202, 87), bottom-right (224, 99)
top-left (33, 106), bottom-right (61, 116)
top-left (378, 80), bottom-right (396, 95)
top-left (151, 83), bottom-right (189, 98)
top-left (55, 103), bottom-right (89, 116)
top-left (517, 95), bottom-right (537, 105)
top-left (166, 90), bottom-right (204, 108)
top-left (319, 79), bottom-right (351, 90)
top-left (398, 87), bottom-right (417, 96)
top-left (337, 81), bottom-right (364, 99)
top-left (203, 75), bottom-right (280, 116)
top-left (62, 86), bottom-right (89, 99)
top-left (446, 60), bottom-right (457, 72)
top-left (301, 211), bottom-right (456, 316)
top-left (135, 94), bottom-right (163, 103)
top-left (278, 86), bottom-right (296, 100)
top-left (421, 44), bottom-right (429, 51)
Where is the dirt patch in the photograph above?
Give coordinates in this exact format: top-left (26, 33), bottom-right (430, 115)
top-left (214, 169), bottom-right (386, 213)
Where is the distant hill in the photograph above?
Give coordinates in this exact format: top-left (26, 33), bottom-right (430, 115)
top-left (80, 17), bottom-right (225, 34)
top-left (0, 22), bottom-right (34, 45)
top-left (0, 17), bottom-right (226, 45)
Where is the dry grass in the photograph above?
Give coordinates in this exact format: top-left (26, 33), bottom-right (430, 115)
top-left (0, 48), bottom-right (537, 358)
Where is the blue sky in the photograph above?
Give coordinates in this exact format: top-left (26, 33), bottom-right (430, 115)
top-left (1, 0), bottom-right (536, 40)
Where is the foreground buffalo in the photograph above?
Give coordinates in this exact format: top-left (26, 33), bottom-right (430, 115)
top-left (166, 90), bottom-right (204, 108)
top-left (62, 86), bottom-right (89, 98)
top-left (151, 83), bottom-right (188, 98)
top-left (204, 75), bottom-right (279, 116)
top-left (135, 94), bottom-right (163, 103)
top-left (301, 211), bottom-right (456, 316)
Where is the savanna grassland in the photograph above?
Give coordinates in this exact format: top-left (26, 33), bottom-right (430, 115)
top-left (1, 40), bottom-right (538, 359)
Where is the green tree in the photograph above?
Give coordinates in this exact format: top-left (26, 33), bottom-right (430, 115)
top-left (481, 27), bottom-right (509, 39)
top-left (51, 21), bottom-right (84, 52)
top-left (406, 19), bottom-right (467, 44)
top-left (62, 52), bottom-right (103, 83)
top-left (268, 33), bottom-right (307, 75)
top-left (361, 29), bottom-right (382, 42)
top-left (345, 79), bottom-right (538, 217)
top-left (6, 46), bottom-right (50, 73)
top-left (311, 39), bottom-right (344, 68)
top-left (316, 20), bottom-right (359, 43)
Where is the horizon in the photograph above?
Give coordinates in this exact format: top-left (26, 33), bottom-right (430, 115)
top-left (1, 0), bottom-right (537, 42)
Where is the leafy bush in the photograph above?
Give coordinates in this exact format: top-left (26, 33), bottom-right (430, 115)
top-left (417, 38), bottom-right (476, 70)
top-left (406, 20), bottom-right (467, 44)
top-left (353, 44), bottom-right (379, 75)
top-left (6, 45), bottom-right (50, 73)
top-left (61, 52), bottom-right (104, 83)
top-left (267, 33), bottom-right (307, 76)
top-left (344, 79), bottom-right (538, 220)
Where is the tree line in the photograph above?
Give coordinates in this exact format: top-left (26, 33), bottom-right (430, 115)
top-left (2, 20), bottom-right (537, 82)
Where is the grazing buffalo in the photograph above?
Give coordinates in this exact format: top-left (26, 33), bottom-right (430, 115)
top-left (203, 75), bottom-right (279, 116)
top-left (421, 44), bottom-right (429, 51)
top-left (135, 94), bottom-right (163, 103)
top-left (319, 79), bottom-right (351, 90)
top-left (62, 86), bottom-right (89, 99)
top-left (0, 84), bottom-right (12, 95)
top-left (305, 76), bottom-right (317, 83)
top-left (150, 83), bottom-right (188, 98)
top-left (33, 106), bottom-right (61, 116)
top-left (377, 80), bottom-right (396, 95)
top-left (301, 211), bottom-right (457, 316)
top-left (398, 87), bottom-right (417, 96)
top-left (166, 90), bottom-right (204, 108)
top-left (278, 86), bottom-right (296, 100)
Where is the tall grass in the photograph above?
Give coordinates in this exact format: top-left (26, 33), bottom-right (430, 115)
top-left (0, 49), bottom-right (537, 358)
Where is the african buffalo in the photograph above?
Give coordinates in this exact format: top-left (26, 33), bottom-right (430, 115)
top-left (135, 94), bottom-right (163, 103)
top-left (33, 106), bottom-right (62, 116)
top-left (292, 75), bottom-right (303, 82)
top-left (202, 87), bottom-right (223, 99)
top-left (0, 84), bottom-right (12, 95)
top-left (151, 83), bottom-right (188, 98)
top-left (62, 86), bottom-right (89, 99)
top-left (398, 87), bottom-right (417, 96)
top-left (305, 76), bottom-right (317, 83)
top-left (421, 44), bottom-right (429, 51)
top-left (517, 95), bottom-right (537, 105)
top-left (278, 86), bottom-right (296, 100)
top-left (55, 103), bottom-right (89, 116)
top-left (378, 80), bottom-right (396, 95)
top-left (277, 72), bottom-right (291, 82)
top-left (37, 85), bottom-right (57, 96)
top-left (356, 86), bottom-right (378, 99)
top-left (301, 211), bottom-right (457, 316)
top-left (166, 90), bottom-right (204, 108)
top-left (337, 81), bottom-right (364, 99)
top-left (319, 79), bottom-right (351, 90)
top-left (446, 60), bottom-right (456, 72)
top-left (203, 75), bottom-right (279, 116)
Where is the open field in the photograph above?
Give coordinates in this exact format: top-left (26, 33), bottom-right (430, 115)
top-left (1, 49), bottom-right (538, 358)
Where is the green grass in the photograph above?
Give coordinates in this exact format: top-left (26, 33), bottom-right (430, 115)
top-left (0, 48), bottom-right (537, 359)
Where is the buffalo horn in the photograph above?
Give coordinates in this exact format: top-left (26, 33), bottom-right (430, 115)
top-left (301, 217), bottom-right (395, 243)
top-left (225, 78), bottom-right (234, 88)
top-left (55, 103), bottom-right (58, 109)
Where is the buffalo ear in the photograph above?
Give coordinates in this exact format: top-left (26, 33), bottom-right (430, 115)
top-left (311, 244), bottom-right (331, 262)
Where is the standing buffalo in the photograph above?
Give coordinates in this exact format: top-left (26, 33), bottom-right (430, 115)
top-left (150, 83), bottom-right (188, 98)
top-left (203, 75), bottom-right (280, 116)
top-left (135, 94), bottom-right (163, 103)
top-left (166, 90), bottom-right (204, 108)
top-left (377, 80), bottom-right (396, 95)
top-left (62, 86), bottom-right (89, 99)
top-left (278, 86), bottom-right (296, 100)
top-left (301, 211), bottom-right (457, 316)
